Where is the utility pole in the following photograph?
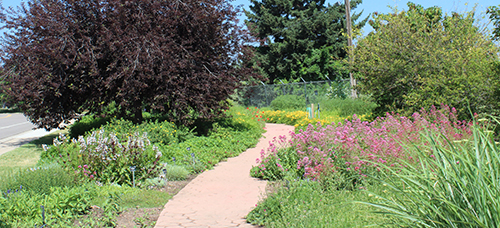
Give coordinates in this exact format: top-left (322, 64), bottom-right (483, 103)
top-left (345, 0), bottom-right (357, 98)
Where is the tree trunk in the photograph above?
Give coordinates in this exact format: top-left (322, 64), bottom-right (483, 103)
top-left (132, 106), bottom-right (144, 124)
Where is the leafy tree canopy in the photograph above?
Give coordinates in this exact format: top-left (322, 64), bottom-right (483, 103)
top-left (353, 2), bottom-right (500, 118)
top-left (1, 0), bottom-right (257, 129)
top-left (245, 0), bottom-right (367, 82)
top-left (488, 4), bottom-right (500, 41)
top-left (0, 67), bottom-right (6, 108)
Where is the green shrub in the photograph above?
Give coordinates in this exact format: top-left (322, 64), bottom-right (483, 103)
top-left (43, 131), bottom-right (162, 186)
top-left (0, 107), bottom-right (21, 113)
top-left (46, 104), bottom-right (264, 185)
top-left (99, 118), bottom-right (194, 145)
top-left (270, 94), bottom-right (306, 111)
top-left (353, 3), bottom-right (500, 118)
top-left (317, 96), bottom-right (377, 117)
top-left (0, 163), bottom-right (77, 195)
top-left (250, 147), bottom-right (302, 181)
top-left (325, 80), bottom-right (350, 99)
top-left (159, 126), bottom-right (261, 173)
top-left (39, 135), bottom-right (80, 163)
top-left (159, 105), bottom-right (265, 172)
top-left (69, 114), bottom-right (111, 138)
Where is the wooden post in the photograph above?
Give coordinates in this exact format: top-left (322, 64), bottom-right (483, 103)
top-left (345, 0), bottom-right (357, 98)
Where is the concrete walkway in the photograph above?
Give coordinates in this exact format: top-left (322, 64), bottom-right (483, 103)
top-left (0, 128), bottom-right (58, 157)
top-left (155, 123), bottom-right (295, 228)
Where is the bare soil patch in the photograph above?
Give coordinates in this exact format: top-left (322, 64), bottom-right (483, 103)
top-left (114, 175), bottom-right (196, 228)
top-left (73, 175), bottom-right (196, 227)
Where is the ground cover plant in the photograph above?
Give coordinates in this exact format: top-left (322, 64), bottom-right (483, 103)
top-left (247, 177), bottom-right (393, 227)
top-left (0, 183), bottom-right (122, 227)
top-left (261, 94), bottom-right (377, 129)
top-left (0, 163), bottom-right (77, 195)
top-left (0, 104), bottom-right (265, 227)
top-left (0, 135), bottom-right (124, 227)
top-left (248, 105), bottom-right (477, 226)
top-left (260, 109), bottom-right (371, 129)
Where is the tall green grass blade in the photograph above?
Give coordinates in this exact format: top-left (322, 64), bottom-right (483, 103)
top-left (362, 123), bottom-right (500, 227)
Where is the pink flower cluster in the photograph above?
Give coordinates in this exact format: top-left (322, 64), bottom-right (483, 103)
top-left (259, 105), bottom-right (473, 180)
top-left (76, 164), bottom-right (97, 179)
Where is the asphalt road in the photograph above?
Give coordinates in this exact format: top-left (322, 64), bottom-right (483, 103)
top-left (0, 113), bottom-right (39, 140)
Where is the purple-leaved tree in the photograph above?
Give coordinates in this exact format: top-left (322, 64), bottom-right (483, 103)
top-left (0, 0), bottom-right (258, 129)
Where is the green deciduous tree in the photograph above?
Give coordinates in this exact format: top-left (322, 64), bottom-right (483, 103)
top-left (352, 2), bottom-right (500, 118)
top-left (1, 0), bottom-right (257, 129)
top-left (488, 4), bottom-right (500, 41)
top-left (245, 0), bottom-right (367, 82)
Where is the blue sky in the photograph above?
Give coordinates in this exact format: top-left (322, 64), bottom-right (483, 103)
top-left (1, 0), bottom-right (499, 36)
top-left (233, 0), bottom-right (500, 35)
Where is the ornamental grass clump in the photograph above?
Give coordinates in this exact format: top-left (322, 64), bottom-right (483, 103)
top-left (0, 163), bottom-right (77, 196)
top-left (361, 117), bottom-right (500, 227)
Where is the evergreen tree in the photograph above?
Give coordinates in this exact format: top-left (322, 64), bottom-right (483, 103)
top-left (245, 0), bottom-right (367, 82)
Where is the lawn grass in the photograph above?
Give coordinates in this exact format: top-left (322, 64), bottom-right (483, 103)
top-left (0, 130), bottom-right (64, 177)
top-left (248, 179), bottom-right (395, 227)
top-left (119, 189), bottom-right (172, 208)
top-left (85, 183), bottom-right (173, 210)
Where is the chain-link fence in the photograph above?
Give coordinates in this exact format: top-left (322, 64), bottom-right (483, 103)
top-left (235, 79), bottom-right (352, 108)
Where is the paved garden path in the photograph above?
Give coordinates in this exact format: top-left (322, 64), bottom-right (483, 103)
top-left (154, 123), bottom-right (295, 228)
